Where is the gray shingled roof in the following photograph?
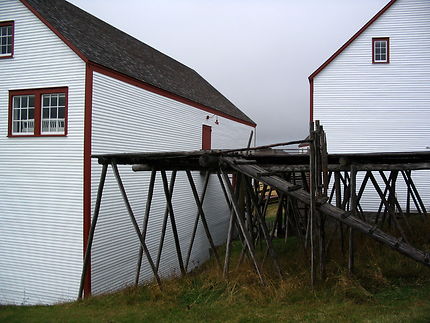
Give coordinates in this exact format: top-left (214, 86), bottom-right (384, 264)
top-left (23, 0), bottom-right (255, 125)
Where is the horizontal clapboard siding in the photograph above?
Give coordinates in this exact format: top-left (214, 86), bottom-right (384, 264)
top-left (0, 1), bottom-right (86, 305)
top-left (91, 71), bottom-right (253, 295)
top-left (313, 0), bottom-right (430, 210)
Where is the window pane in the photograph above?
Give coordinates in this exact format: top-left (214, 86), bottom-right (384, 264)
top-left (59, 95), bottom-right (65, 106)
top-left (43, 108), bottom-right (49, 118)
top-left (13, 121), bottom-right (19, 133)
top-left (7, 26), bottom-right (12, 35)
top-left (58, 107), bottom-right (65, 118)
top-left (13, 108), bottom-right (19, 120)
top-left (12, 95), bottom-right (35, 134)
top-left (29, 95), bottom-right (35, 107)
top-left (13, 96), bottom-right (20, 109)
top-left (43, 95), bottom-right (50, 106)
top-left (41, 92), bottom-right (66, 134)
top-left (1, 37), bottom-right (6, 46)
top-left (51, 95), bottom-right (57, 106)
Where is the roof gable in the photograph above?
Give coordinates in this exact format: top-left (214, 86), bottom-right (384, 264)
top-left (20, 0), bottom-right (255, 126)
top-left (309, 0), bottom-right (397, 81)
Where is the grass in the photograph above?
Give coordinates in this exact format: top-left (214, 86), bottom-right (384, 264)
top-left (1, 211), bottom-right (430, 322)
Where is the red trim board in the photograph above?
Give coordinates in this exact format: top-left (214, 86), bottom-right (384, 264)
top-left (83, 63), bottom-right (93, 297)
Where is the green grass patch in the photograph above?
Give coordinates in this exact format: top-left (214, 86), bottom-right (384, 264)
top-left (1, 218), bottom-right (430, 322)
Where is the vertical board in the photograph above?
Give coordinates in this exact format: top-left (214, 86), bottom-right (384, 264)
top-left (91, 71), bottom-right (254, 295)
top-left (0, 0), bottom-right (86, 305)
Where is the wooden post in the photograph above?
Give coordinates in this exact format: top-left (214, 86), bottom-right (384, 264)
top-left (78, 163), bottom-right (108, 300)
top-left (245, 180), bottom-right (282, 278)
top-left (160, 170), bottom-right (186, 276)
top-left (349, 165), bottom-right (357, 275)
top-left (134, 170), bottom-right (157, 286)
top-left (111, 162), bottom-right (162, 288)
top-left (221, 171), bottom-right (264, 284)
top-left (309, 121), bottom-right (316, 287)
top-left (185, 171), bottom-right (222, 270)
top-left (185, 171), bottom-right (210, 270)
top-left (334, 171), bottom-right (345, 255)
top-left (368, 172), bottom-right (409, 243)
top-left (217, 171), bottom-right (239, 278)
top-left (155, 171), bottom-right (177, 272)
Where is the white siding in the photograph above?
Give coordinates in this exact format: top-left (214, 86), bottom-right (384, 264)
top-left (0, 1), bottom-right (86, 305)
top-left (313, 0), bottom-right (430, 211)
top-left (91, 72), bottom-right (253, 295)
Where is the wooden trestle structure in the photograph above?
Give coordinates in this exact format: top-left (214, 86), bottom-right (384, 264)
top-left (78, 122), bottom-right (430, 299)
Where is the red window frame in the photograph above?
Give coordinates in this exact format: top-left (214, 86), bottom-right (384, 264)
top-left (372, 37), bottom-right (390, 64)
top-left (0, 21), bottom-right (14, 59)
top-left (8, 87), bottom-right (68, 137)
top-left (202, 124), bottom-right (212, 150)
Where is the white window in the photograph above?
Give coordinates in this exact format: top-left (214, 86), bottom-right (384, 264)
top-left (41, 93), bottom-right (66, 134)
top-left (12, 95), bottom-right (35, 134)
top-left (0, 21), bottom-right (13, 57)
top-left (373, 38), bottom-right (389, 64)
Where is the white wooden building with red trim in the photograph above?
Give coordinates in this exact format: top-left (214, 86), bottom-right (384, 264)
top-left (0, 0), bottom-right (255, 305)
top-left (309, 0), bottom-right (430, 209)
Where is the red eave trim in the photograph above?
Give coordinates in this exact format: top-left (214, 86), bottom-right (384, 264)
top-left (19, 0), bottom-right (88, 63)
top-left (308, 0), bottom-right (397, 81)
top-left (89, 62), bottom-right (256, 128)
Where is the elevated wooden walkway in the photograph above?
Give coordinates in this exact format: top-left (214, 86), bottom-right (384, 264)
top-left (79, 123), bottom-right (430, 298)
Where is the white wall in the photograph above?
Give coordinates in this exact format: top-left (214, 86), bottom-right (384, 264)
top-left (91, 71), bottom-right (254, 295)
top-left (313, 0), bottom-right (430, 210)
top-left (0, 0), bottom-right (86, 305)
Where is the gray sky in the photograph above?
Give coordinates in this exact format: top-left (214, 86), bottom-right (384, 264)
top-left (69, 0), bottom-right (389, 145)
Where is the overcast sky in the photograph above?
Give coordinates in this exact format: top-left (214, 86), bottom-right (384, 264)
top-left (69, 0), bottom-right (389, 145)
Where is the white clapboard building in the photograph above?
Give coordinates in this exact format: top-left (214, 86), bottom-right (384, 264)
top-left (0, 0), bottom-right (255, 305)
top-left (309, 0), bottom-right (430, 209)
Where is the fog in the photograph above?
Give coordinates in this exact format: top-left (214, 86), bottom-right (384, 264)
top-left (69, 0), bottom-right (389, 144)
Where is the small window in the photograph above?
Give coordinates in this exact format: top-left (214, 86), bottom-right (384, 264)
top-left (372, 37), bottom-right (389, 64)
top-left (0, 21), bottom-right (14, 58)
top-left (9, 88), bottom-right (68, 137)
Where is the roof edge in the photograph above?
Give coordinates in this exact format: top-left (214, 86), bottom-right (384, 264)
top-left (20, 0), bottom-right (89, 62)
top-left (18, 0), bottom-right (256, 127)
top-left (308, 0), bottom-right (397, 81)
top-left (89, 62), bottom-right (257, 127)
